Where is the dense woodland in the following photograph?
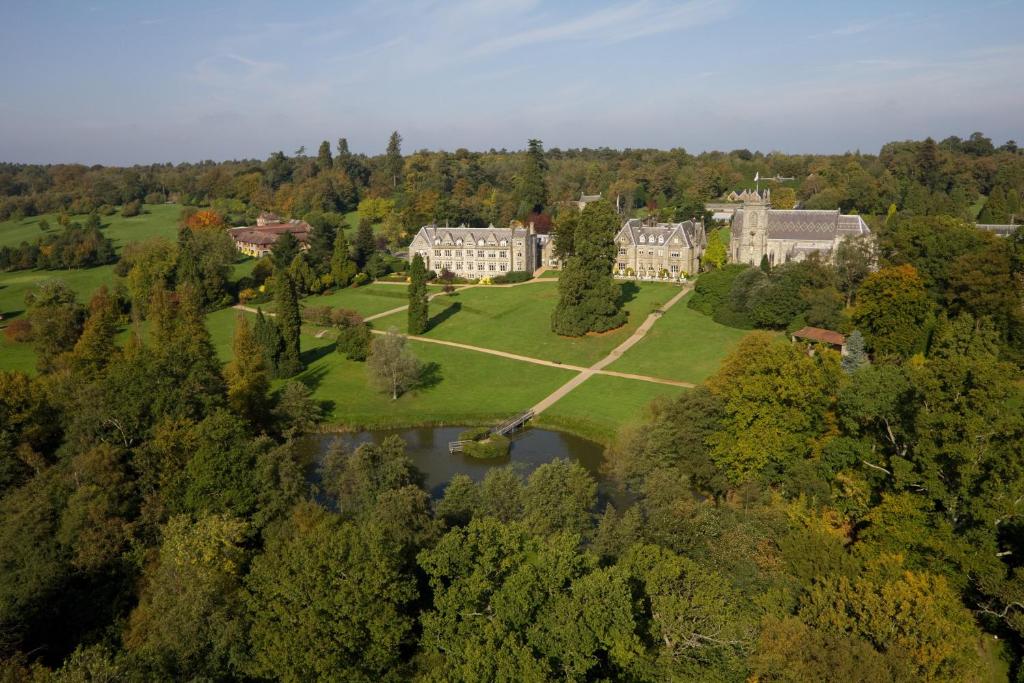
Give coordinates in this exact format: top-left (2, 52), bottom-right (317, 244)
top-left (1, 133), bottom-right (1024, 681)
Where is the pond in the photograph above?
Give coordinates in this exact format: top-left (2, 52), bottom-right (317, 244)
top-left (303, 425), bottom-right (611, 500)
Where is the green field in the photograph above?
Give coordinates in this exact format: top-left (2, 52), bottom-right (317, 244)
top-left (536, 374), bottom-right (685, 443)
top-left (372, 280), bottom-right (680, 367)
top-left (290, 329), bottom-right (576, 428)
top-left (299, 283), bottom-right (442, 319)
top-left (606, 292), bottom-right (754, 384)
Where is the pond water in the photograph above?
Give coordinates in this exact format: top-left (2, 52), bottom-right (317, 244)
top-left (303, 426), bottom-right (609, 499)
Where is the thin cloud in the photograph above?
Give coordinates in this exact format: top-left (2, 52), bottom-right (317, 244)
top-left (467, 0), bottom-right (735, 57)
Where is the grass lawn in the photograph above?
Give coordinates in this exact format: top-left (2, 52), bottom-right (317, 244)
top-left (535, 375), bottom-right (685, 444)
top-left (290, 329), bottom-right (577, 428)
top-left (0, 204), bottom-right (182, 251)
top-left (605, 292), bottom-right (755, 384)
top-left (372, 280), bottom-right (680, 367)
top-left (299, 283), bottom-right (441, 319)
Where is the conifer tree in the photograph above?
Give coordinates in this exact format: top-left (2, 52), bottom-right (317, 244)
top-left (331, 228), bottom-right (358, 287)
top-left (271, 231), bottom-right (300, 272)
top-left (274, 271), bottom-right (303, 377)
top-left (70, 285), bottom-right (119, 376)
top-left (407, 254), bottom-right (429, 335)
top-left (306, 217), bottom-right (336, 275)
top-left (385, 131), bottom-right (403, 189)
top-left (517, 138), bottom-right (548, 215)
top-left (224, 314), bottom-right (271, 425)
top-left (354, 219), bottom-right (376, 270)
top-left (253, 307), bottom-right (284, 375)
top-left (175, 226), bottom-right (202, 292)
top-left (316, 140), bottom-right (333, 174)
top-left (841, 330), bottom-right (869, 373)
top-left (551, 200), bottom-right (626, 336)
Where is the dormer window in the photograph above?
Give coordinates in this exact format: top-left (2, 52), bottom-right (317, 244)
top-left (658, 235), bottom-right (665, 244)
top-left (639, 235), bottom-right (646, 244)
top-left (456, 239), bottom-right (463, 246)
top-left (500, 239), bottom-right (508, 246)
top-left (478, 239), bottom-right (485, 246)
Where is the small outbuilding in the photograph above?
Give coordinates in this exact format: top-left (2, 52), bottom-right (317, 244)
top-left (791, 326), bottom-right (846, 355)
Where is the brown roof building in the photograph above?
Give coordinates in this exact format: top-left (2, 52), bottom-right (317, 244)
top-left (791, 326), bottom-right (847, 355)
top-left (229, 218), bottom-right (311, 258)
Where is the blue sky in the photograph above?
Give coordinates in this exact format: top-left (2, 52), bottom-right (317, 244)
top-left (1, 0), bottom-right (1022, 164)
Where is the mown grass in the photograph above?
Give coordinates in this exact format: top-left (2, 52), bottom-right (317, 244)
top-left (289, 329), bottom-right (577, 428)
top-left (605, 291), bottom-right (756, 384)
top-left (299, 283), bottom-right (442, 319)
top-left (535, 374), bottom-right (685, 444)
top-left (371, 280), bottom-right (680, 367)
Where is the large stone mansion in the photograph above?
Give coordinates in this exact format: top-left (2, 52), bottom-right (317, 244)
top-left (408, 223), bottom-right (539, 277)
top-left (729, 190), bottom-right (871, 266)
top-left (614, 218), bottom-right (706, 279)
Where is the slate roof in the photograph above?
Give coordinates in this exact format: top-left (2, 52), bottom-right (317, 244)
top-left (413, 224), bottom-right (530, 247)
top-left (731, 209), bottom-right (869, 241)
top-left (616, 218), bottom-right (706, 250)
top-left (579, 192), bottom-right (602, 203)
top-left (977, 223), bottom-right (1019, 237)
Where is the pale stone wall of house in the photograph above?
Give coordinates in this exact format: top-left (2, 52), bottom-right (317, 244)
top-left (408, 227), bottom-right (538, 278)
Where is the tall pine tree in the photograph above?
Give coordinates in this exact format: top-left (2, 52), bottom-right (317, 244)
top-left (331, 228), bottom-right (358, 287)
top-left (316, 140), bottom-right (333, 175)
top-left (273, 271), bottom-right (303, 377)
top-left (408, 254), bottom-right (429, 335)
top-left (354, 219), bottom-right (376, 269)
top-left (517, 139), bottom-right (548, 216)
top-left (306, 215), bottom-right (337, 275)
top-left (385, 131), bottom-right (403, 190)
top-left (551, 200), bottom-right (626, 336)
top-left (225, 314), bottom-right (271, 425)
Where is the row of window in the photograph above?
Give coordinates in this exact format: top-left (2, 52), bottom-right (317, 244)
top-left (617, 263), bottom-right (680, 273)
top-left (435, 239), bottom-right (509, 247)
top-left (440, 262), bottom-right (509, 272)
top-left (434, 249), bottom-right (508, 258)
top-left (618, 248), bottom-right (684, 258)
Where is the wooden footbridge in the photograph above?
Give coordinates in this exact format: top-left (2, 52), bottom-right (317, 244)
top-left (448, 410), bottom-right (535, 454)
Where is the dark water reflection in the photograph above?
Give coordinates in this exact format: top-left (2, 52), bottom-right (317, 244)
top-left (303, 426), bottom-right (619, 503)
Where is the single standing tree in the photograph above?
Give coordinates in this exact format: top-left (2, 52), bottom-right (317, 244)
top-left (306, 216), bottom-right (337, 275)
top-left (224, 314), bottom-right (271, 424)
top-left (25, 279), bottom-right (86, 372)
top-left (702, 229), bottom-right (727, 270)
top-left (316, 140), bottom-right (333, 174)
top-left (367, 330), bottom-right (422, 399)
top-left (852, 265), bottom-right (933, 359)
top-left (407, 254), bottom-right (429, 334)
top-left (385, 131), bottom-right (403, 189)
top-left (70, 285), bottom-right (119, 376)
top-left (835, 235), bottom-right (875, 305)
top-left (271, 231), bottom-right (300, 272)
top-left (517, 138), bottom-right (548, 215)
top-left (551, 200), bottom-right (626, 336)
top-left (354, 219), bottom-right (376, 269)
top-left (331, 228), bottom-right (358, 287)
top-left (253, 308), bottom-right (284, 375)
top-left (841, 330), bottom-right (869, 373)
top-left (274, 271), bottom-right (303, 377)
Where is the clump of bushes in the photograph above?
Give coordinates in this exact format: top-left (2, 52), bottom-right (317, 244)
top-left (458, 427), bottom-right (511, 459)
top-left (336, 310), bottom-right (371, 361)
top-left (121, 199), bottom-right (143, 217)
top-left (3, 318), bottom-right (32, 342)
top-left (492, 271), bottom-right (532, 284)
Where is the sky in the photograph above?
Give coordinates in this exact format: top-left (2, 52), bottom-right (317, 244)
top-left (1, 0), bottom-right (1022, 165)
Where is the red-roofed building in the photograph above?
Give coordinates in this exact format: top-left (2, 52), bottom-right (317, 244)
top-left (791, 326), bottom-right (847, 355)
top-left (229, 218), bottom-right (311, 258)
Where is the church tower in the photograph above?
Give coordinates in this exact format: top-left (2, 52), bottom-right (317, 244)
top-left (740, 189), bottom-right (770, 265)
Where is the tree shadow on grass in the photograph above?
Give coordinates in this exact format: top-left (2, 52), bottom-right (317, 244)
top-left (616, 281), bottom-right (640, 307)
top-left (416, 361), bottom-right (443, 391)
top-left (300, 341), bottom-right (337, 368)
top-left (296, 363), bottom-right (330, 392)
top-left (427, 301), bottom-right (462, 332)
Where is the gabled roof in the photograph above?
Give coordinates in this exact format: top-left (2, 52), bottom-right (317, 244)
top-left (616, 218), bottom-right (706, 250)
top-left (731, 209), bottom-right (869, 241)
top-left (412, 224), bottom-right (528, 246)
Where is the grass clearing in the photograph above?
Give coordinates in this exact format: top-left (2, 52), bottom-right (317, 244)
top-left (372, 280), bottom-right (680, 367)
top-left (299, 283), bottom-right (441, 319)
top-left (605, 291), bottom-right (756, 384)
top-left (535, 374), bottom-right (685, 444)
top-left (290, 329), bottom-right (577, 428)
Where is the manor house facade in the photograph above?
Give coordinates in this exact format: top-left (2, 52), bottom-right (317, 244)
top-left (614, 218), bottom-right (706, 279)
top-left (408, 223), bottom-right (538, 277)
top-left (729, 191), bottom-right (871, 266)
